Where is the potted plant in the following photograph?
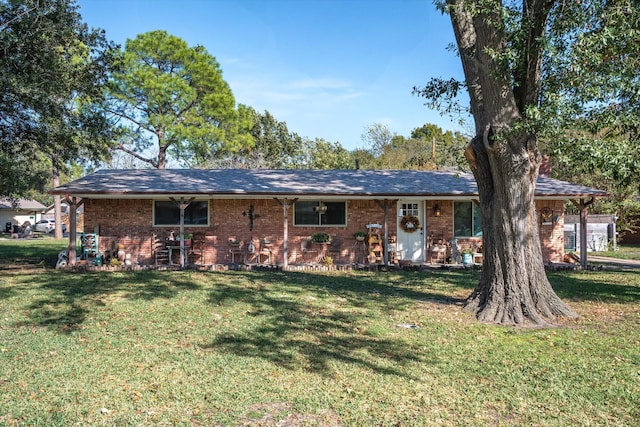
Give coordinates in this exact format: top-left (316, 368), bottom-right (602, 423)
top-left (461, 247), bottom-right (474, 265)
top-left (311, 232), bottom-right (331, 244)
top-left (353, 230), bottom-right (367, 241)
top-left (182, 233), bottom-right (193, 247)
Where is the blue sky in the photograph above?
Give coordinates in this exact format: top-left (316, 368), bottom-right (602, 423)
top-left (77, 0), bottom-right (468, 150)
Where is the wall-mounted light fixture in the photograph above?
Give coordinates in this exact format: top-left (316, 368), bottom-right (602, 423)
top-left (540, 207), bottom-right (553, 224)
top-left (433, 203), bottom-right (441, 217)
top-left (314, 202), bottom-right (328, 214)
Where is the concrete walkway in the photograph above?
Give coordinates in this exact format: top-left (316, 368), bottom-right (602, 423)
top-left (588, 256), bottom-right (640, 269)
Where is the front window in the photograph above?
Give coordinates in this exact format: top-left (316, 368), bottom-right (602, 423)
top-left (154, 200), bottom-right (209, 226)
top-left (454, 201), bottom-right (482, 237)
top-left (294, 201), bottom-right (346, 226)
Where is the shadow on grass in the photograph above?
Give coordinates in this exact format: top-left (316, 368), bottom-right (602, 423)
top-left (201, 270), bottom-right (472, 378)
top-left (549, 270), bottom-right (640, 303)
top-left (13, 271), bottom-right (201, 333)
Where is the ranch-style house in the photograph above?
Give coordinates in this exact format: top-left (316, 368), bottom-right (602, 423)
top-left (49, 168), bottom-right (608, 268)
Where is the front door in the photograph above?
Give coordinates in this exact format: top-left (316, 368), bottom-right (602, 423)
top-left (397, 201), bottom-right (425, 262)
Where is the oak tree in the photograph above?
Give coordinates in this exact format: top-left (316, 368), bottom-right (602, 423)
top-left (413, 0), bottom-right (640, 325)
top-left (0, 0), bottom-right (116, 200)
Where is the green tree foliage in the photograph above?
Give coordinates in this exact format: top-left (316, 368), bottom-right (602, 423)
top-left (0, 0), bottom-right (116, 197)
top-left (541, 1), bottom-right (640, 236)
top-left (302, 138), bottom-right (354, 169)
top-left (410, 124), bottom-right (468, 169)
top-left (358, 123), bottom-right (467, 170)
top-left (108, 30), bottom-right (244, 169)
top-left (206, 107), bottom-right (304, 169)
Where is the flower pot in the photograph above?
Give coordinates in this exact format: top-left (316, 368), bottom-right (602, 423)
top-left (462, 253), bottom-right (473, 265)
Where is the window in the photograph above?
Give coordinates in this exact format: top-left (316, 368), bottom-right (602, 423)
top-left (154, 200), bottom-right (209, 226)
top-left (294, 201), bottom-right (346, 226)
top-left (399, 202), bottom-right (419, 217)
top-left (454, 201), bottom-right (482, 237)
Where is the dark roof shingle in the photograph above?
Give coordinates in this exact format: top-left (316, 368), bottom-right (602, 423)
top-left (49, 168), bottom-right (608, 199)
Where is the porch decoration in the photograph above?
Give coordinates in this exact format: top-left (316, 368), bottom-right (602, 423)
top-left (400, 215), bottom-right (420, 233)
top-left (311, 232), bottom-right (331, 243)
top-left (353, 230), bottom-right (367, 241)
top-left (540, 207), bottom-right (553, 225)
top-left (242, 205), bottom-right (260, 231)
top-left (461, 247), bottom-right (474, 266)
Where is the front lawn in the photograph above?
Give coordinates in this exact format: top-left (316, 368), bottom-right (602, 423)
top-left (0, 241), bottom-right (639, 425)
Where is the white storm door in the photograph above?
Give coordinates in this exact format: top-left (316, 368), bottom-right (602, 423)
top-left (397, 201), bottom-right (425, 262)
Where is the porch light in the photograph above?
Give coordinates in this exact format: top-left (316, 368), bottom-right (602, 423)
top-left (433, 204), bottom-right (441, 217)
top-left (314, 203), bottom-right (328, 214)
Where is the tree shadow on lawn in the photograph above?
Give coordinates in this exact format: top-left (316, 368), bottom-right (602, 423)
top-left (13, 270), bottom-right (201, 333)
top-left (549, 270), bottom-right (640, 303)
top-left (202, 270), bottom-right (470, 378)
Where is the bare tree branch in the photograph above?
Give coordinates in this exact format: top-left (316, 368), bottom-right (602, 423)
top-left (115, 143), bottom-right (158, 168)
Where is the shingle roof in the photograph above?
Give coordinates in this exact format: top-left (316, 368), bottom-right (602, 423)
top-left (49, 168), bottom-right (609, 199)
top-left (0, 198), bottom-right (46, 210)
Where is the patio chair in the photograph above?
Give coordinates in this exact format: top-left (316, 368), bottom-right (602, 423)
top-left (228, 238), bottom-right (244, 264)
top-left (257, 237), bottom-right (273, 264)
top-left (188, 233), bottom-right (205, 265)
top-left (298, 238), bottom-right (318, 264)
top-left (153, 233), bottom-right (169, 265)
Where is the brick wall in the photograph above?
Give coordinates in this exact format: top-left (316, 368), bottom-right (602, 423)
top-left (83, 198), bottom-right (395, 265)
top-left (82, 197), bottom-right (565, 265)
top-left (422, 199), bottom-right (565, 263)
top-left (536, 200), bottom-right (565, 263)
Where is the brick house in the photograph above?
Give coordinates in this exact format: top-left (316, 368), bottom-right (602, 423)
top-left (50, 169), bottom-right (608, 267)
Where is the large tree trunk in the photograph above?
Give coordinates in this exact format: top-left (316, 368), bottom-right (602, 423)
top-left (448, 0), bottom-right (576, 325)
top-left (463, 130), bottom-right (576, 325)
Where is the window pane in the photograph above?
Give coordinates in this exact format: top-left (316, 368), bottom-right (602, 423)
top-left (154, 201), bottom-right (209, 226)
top-left (399, 203), bottom-right (419, 217)
top-left (454, 202), bottom-right (472, 236)
top-left (185, 201), bottom-right (209, 225)
top-left (322, 202), bottom-right (346, 225)
top-left (295, 201), bottom-right (319, 225)
top-left (472, 204), bottom-right (483, 236)
top-left (155, 201), bottom-right (180, 225)
top-left (294, 201), bottom-right (346, 226)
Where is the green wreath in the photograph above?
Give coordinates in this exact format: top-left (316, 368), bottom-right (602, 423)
top-left (400, 215), bottom-right (420, 233)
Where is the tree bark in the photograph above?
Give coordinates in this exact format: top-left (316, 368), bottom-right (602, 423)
top-left (448, 0), bottom-right (576, 325)
top-left (52, 163), bottom-right (63, 239)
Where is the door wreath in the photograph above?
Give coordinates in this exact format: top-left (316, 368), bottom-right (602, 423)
top-left (400, 215), bottom-right (420, 233)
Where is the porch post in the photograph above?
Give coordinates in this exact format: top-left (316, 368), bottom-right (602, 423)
top-left (275, 198), bottom-right (297, 269)
top-left (375, 199), bottom-right (396, 268)
top-left (64, 195), bottom-right (83, 266)
top-left (571, 198), bottom-right (594, 269)
top-left (172, 197), bottom-right (194, 268)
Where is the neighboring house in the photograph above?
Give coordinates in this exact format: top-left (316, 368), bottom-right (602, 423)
top-left (49, 169), bottom-right (608, 267)
top-left (564, 214), bottom-right (616, 252)
top-left (0, 198), bottom-right (45, 232)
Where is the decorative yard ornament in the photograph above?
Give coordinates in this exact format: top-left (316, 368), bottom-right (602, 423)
top-left (242, 205), bottom-right (260, 231)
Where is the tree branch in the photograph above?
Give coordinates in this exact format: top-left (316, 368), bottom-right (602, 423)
top-left (105, 107), bottom-right (153, 133)
top-left (513, 0), bottom-right (555, 112)
top-left (115, 143), bottom-right (158, 168)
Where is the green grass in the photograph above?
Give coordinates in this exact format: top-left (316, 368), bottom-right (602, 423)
top-left (592, 244), bottom-right (640, 261)
top-left (1, 240), bottom-right (639, 426)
